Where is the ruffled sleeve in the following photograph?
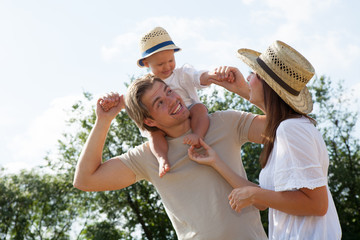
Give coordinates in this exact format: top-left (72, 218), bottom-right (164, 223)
top-left (273, 119), bottom-right (328, 191)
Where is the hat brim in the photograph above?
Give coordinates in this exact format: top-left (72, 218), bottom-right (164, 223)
top-left (137, 46), bottom-right (181, 67)
top-left (237, 48), bottom-right (313, 114)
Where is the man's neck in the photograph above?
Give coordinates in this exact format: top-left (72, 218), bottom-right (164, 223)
top-left (162, 119), bottom-right (191, 138)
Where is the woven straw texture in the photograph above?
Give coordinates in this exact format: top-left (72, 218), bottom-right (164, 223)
top-left (237, 40), bottom-right (315, 114)
top-left (137, 27), bottom-right (181, 67)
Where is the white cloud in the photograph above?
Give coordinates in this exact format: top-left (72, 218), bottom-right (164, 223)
top-left (3, 95), bottom-right (85, 173)
top-left (265, 0), bottom-right (313, 22)
top-left (302, 31), bottom-right (360, 89)
top-left (101, 17), bottom-right (227, 63)
top-left (264, 0), bottom-right (335, 23)
top-left (101, 32), bottom-right (138, 61)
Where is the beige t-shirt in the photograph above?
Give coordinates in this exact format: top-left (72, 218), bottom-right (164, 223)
top-left (120, 110), bottom-right (267, 240)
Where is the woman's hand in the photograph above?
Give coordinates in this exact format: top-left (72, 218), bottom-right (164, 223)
top-left (228, 186), bottom-right (260, 213)
top-left (210, 66), bottom-right (250, 100)
top-left (187, 138), bottom-right (220, 167)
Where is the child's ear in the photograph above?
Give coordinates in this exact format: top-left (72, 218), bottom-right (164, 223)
top-left (143, 118), bottom-right (156, 127)
top-left (142, 59), bottom-right (150, 68)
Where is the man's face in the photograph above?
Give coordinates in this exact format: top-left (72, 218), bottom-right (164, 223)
top-left (142, 81), bottom-right (190, 131)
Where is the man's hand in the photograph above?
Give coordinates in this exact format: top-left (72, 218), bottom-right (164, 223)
top-left (97, 92), bottom-right (125, 121)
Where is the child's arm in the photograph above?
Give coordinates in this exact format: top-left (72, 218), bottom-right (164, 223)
top-left (199, 66), bottom-right (235, 86)
top-left (210, 66), bottom-right (250, 101)
top-left (199, 71), bottom-right (215, 86)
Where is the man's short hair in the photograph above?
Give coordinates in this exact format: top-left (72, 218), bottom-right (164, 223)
top-left (125, 74), bottom-right (164, 132)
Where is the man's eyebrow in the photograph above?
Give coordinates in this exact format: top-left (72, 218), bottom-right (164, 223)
top-left (151, 84), bottom-right (168, 108)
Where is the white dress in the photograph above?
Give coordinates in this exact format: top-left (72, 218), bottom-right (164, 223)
top-left (259, 117), bottom-right (342, 240)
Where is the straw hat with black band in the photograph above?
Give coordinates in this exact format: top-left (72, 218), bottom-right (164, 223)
top-left (237, 40), bottom-right (315, 114)
top-left (137, 27), bottom-right (181, 67)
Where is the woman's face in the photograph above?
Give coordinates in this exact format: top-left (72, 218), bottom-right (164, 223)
top-left (247, 72), bottom-right (264, 107)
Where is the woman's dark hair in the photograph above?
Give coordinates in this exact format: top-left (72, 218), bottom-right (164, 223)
top-left (259, 77), bottom-right (316, 168)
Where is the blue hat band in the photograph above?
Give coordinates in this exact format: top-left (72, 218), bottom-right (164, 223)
top-left (141, 41), bottom-right (176, 57)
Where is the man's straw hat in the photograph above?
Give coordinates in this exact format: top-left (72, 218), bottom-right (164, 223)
top-left (137, 27), bottom-right (181, 67)
top-left (237, 40), bottom-right (315, 114)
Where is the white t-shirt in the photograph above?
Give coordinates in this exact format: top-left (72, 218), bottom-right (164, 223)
top-left (164, 64), bottom-right (208, 107)
top-left (259, 117), bottom-right (342, 240)
top-left (120, 110), bottom-right (267, 240)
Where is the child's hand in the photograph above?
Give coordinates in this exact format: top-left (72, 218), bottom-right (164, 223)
top-left (214, 66), bottom-right (235, 82)
top-left (99, 92), bottom-right (119, 112)
top-left (183, 133), bottom-right (201, 148)
top-left (99, 92), bottom-right (126, 111)
top-left (96, 92), bottom-right (125, 120)
top-left (209, 66), bottom-right (249, 97)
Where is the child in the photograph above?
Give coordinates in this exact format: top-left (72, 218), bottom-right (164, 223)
top-left (103, 26), bottom-right (232, 177)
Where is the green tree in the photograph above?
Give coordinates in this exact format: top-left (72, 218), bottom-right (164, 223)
top-left (0, 170), bottom-right (83, 239)
top-left (82, 221), bottom-right (125, 240)
top-left (1, 76), bottom-right (359, 239)
top-left (310, 76), bottom-right (360, 239)
top-left (56, 92), bottom-right (176, 240)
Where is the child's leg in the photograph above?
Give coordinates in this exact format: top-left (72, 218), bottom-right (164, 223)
top-left (148, 130), bottom-right (170, 177)
top-left (183, 103), bottom-right (210, 148)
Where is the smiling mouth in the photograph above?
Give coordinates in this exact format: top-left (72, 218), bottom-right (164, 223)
top-left (163, 71), bottom-right (172, 76)
top-left (170, 103), bottom-right (183, 115)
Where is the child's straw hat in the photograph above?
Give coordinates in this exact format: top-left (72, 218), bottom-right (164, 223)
top-left (137, 27), bottom-right (181, 67)
top-left (237, 40), bottom-right (315, 114)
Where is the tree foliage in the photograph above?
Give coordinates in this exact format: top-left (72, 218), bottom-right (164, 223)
top-left (1, 76), bottom-right (359, 239)
top-left (310, 76), bottom-right (360, 239)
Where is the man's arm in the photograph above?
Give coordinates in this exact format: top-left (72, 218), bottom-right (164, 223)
top-left (73, 94), bottom-right (136, 192)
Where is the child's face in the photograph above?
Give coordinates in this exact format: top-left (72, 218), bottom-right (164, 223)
top-left (143, 50), bottom-right (176, 80)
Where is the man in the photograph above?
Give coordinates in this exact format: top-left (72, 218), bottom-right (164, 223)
top-left (73, 70), bottom-right (267, 239)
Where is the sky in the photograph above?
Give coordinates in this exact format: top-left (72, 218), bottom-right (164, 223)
top-left (1, 0), bottom-right (359, 174)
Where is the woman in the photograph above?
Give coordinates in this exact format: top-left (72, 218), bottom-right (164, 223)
top-left (188, 40), bottom-right (342, 239)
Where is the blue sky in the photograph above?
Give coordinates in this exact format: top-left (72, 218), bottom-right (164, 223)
top-left (1, 0), bottom-right (359, 173)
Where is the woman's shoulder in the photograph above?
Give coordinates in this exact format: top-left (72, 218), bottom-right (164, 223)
top-left (278, 117), bottom-right (315, 135)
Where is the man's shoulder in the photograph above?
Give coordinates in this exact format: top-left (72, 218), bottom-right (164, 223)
top-left (208, 110), bottom-right (257, 134)
top-left (209, 109), bottom-right (245, 118)
top-left (208, 110), bottom-right (245, 127)
top-left (122, 141), bottom-right (151, 158)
